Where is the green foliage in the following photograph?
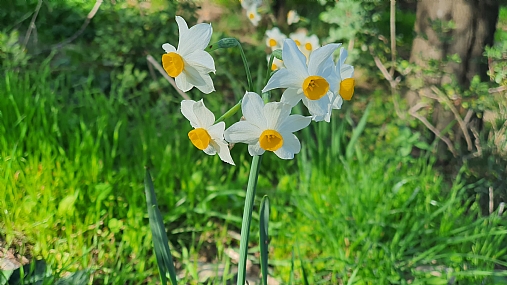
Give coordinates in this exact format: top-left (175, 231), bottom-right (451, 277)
top-left (0, 30), bottom-right (30, 69)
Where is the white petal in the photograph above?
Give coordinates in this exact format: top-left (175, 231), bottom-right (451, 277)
top-left (262, 69), bottom-right (303, 92)
top-left (274, 133), bottom-right (301, 159)
top-left (193, 100), bottom-right (215, 128)
top-left (248, 142), bottom-right (265, 156)
top-left (308, 43), bottom-right (341, 75)
top-left (181, 100), bottom-right (200, 128)
top-left (179, 23), bottom-right (213, 56)
top-left (341, 65), bottom-right (354, 79)
top-left (186, 50), bottom-right (216, 73)
top-left (263, 102), bottom-right (291, 130)
top-left (280, 88), bottom-right (304, 107)
top-left (224, 121), bottom-right (262, 144)
top-left (302, 96), bottom-right (330, 122)
top-left (278, 114), bottom-right (311, 133)
top-left (281, 39), bottom-right (309, 76)
top-left (210, 140), bottom-right (235, 165)
top-left (332, 93), bottom-right (343, 110)
top-left (339, 48), bottom-right (348, 67)
top-left (162, 43), bottom-right (177, 53)
top-left (175, 72), bottom-right (194, 92)
top-left (194, 73), bottom-right (215, 94)
top-left (207, 122), bottom-right (225, 140)
top-left (203, 144), bottom-right (217, 155)
top-left (242, 92), bottom-right (267, 128)
top-left (181, 64), bottom-right (215, 94)
top-left (175, 16), bottom-right (189, 46)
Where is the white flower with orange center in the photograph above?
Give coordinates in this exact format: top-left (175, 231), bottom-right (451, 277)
top-left (265, 27), bottom-right (286, 50)
top-left (262, 39), bottom-right (341, 122)
top-left (161, 16), bottom-right (216, 94)
top-left (224, 92), bottom-right (311, 159)
top-left (301, 34), bottom-right (320, 58)
top-left (181, 99), bottom-right (234, 165)
top-left (289, 30), bottom-right (307, 49)
top-left (246, 6), bottom-right (261, 26)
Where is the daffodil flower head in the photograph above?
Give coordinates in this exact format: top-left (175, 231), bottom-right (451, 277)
top-left (262, 39), bottom-right (341, 122)
top-left (162, 16), bottom-right (216, 94)
top-left (181, 99), bottom-right (235, 165)
top-left (289, 30), bottom-right (307, 48)
top-left (287, 10), bottom-right (300, 25)
top-left (224, 92), bottom-right (311, 159)
top-left (301, 34), bottom-right (320, 58)
top-left (336, 47), bottom-right (355, 101)
top-left (265, 27), bottom-right (286, 50)
top-left (246, 5), bottom-right (261, 26)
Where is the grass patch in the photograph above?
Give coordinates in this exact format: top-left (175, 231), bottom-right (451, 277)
top-left (1, 65), bottom-right (506, 284)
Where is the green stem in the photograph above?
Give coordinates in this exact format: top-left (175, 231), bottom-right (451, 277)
top-left (237, 154), bottom-right (262, 285)
top-left (215, 100), bottom-right (242, 124)
top-left (265, 53), bottom-right (275, 86)
top-left (235, 39), bottom-right (253, 92)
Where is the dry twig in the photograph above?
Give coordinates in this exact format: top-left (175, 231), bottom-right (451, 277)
top-left (430, 86), bottom-right (473, 151)
top-left (51, 0), bottom-right (103, 50)
top-left (389, 0), bottom-right (396, 78)
top-left (23, 0), bottom-right (43, 49)
top-left (409, 102), bottom-right (458, 156)
top-left (489, 86), bottom-right (507, 94)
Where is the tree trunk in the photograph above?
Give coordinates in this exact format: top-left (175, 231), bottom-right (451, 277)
top-left (406, 0), bottom-right (499, 160)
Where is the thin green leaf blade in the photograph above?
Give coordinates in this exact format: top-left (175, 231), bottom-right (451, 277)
top-left (145, 169), bottom-right (178, 285)
top-left (345, 101), bottom-right (372, 160)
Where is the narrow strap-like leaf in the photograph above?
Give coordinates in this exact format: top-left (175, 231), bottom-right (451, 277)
top-left (145, 169), bottom-right (178, 285)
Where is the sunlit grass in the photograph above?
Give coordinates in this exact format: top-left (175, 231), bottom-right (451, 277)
top-left (1, 66), bottom-right (506, 284)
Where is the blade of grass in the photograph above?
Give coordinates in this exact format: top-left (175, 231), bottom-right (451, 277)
top-left (345, 102), bottom-right (372, 160)
top-left (259, 195), bottom-right (270, 285)
top-left (296, 243), bottom-right (309, 285)
top-left (289, 249), bottom-right (295, 285)
top-left (145, 169), bottom-right (178, 285)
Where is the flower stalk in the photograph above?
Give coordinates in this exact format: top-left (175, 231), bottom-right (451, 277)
top-left (236, 154), bottom-right (262, 285)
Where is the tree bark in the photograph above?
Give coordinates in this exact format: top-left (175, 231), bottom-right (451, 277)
top-left (406, 0), bottom-right (499, 160)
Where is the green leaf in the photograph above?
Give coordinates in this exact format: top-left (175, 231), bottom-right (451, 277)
top-left (145, 169), bottom-right (178, 285)
top-left (345, 102), bottom-right (372, 160)
top-left (57, 190), bottom-right (79, 217)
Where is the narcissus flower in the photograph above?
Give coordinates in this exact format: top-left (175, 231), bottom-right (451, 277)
top-left (181, 99), bottom-right (234, 165)
top-left (162, 16), bottom-right (215, 94)
top-left (246, 6), bottom-right (261, 26)
top-left (224, 92), bottom-right (311, 159)
top-left (287, 10), bottom-right (300, 25)
top-left (335, 47), bottom-right (355, 101)
top-left (262, 39), bottom-right (341, 122)
top-left (265, 27), bottom-right (286, 50)
top-left (240, 0), bottom-right (262, 26)
top-left (301, 34), bottom-right (320, 58)
top-left (289, 30), bottom-right (307, 48)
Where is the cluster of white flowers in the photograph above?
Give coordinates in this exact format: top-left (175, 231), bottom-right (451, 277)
top-left (265, 27), bottom-right (323, 71)
top-left (161, 17), bottom-right (355, 165)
